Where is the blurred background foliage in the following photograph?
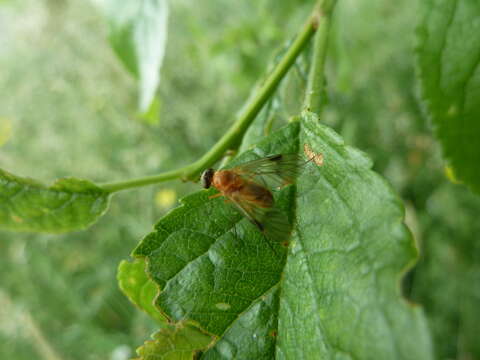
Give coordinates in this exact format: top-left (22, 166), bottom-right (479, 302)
top-left (0, 0), bottom-right (478, 359)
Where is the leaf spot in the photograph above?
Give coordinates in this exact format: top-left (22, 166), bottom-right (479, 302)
top-left (447, 104), bottom-right (458, 117)
top-left (215, 303), bottom-right (231, 311)
top-left (11, 215), bottom-right (23, 223)
top-left (304, 143), bottom-right (324, 166)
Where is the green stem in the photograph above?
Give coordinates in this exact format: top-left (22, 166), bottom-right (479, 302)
top-left (100, 169), bottom-right (186, 193)
top-left (101, 11), bottom-right (318, 194)
top-left (305, 0), bottom-right (337, 114)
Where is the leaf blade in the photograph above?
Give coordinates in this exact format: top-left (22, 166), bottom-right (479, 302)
top-left (133, 324), bottom-right (214, 360)
top-left (416, 0), bottom-right (480, 193)
top-left (133, 124), bottom-right (299, 358)
top-left (275, 112), bottom-right (433, 359)
top-left (105, 0), bottom-right (169, 112)
top-left (0, 169), bottom-right (110, 233)
top-left (117, 258), bottom-right (167, 325)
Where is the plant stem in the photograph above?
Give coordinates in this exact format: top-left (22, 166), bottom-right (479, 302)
top-left (101, 10), bottom-right (319, 194)
top-left (305, 0), bottom-right (337, 114)
top-left (100, 169), bottom-right (186, 193)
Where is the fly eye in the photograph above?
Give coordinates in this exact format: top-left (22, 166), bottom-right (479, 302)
top-left (201, 168), bottom-right (214, 189)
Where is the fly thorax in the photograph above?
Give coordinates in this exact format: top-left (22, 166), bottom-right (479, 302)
top-left (213, 170), bottom-right (236, 191)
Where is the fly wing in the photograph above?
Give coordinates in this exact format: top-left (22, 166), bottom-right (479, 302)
top-left (229, 192), bottom-right (292, 245)
top-left (231, 154), bottom-right (305, 189)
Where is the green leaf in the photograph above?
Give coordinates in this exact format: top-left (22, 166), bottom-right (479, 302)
top-left (276, 112), bottom-right (433, 359)
top-left (134, 324), bottom-right (214, 360)
top-left (138, 97), bottom-right (161, 126)
top-left (133, 116), bottom-right (432, 358)
top-left (104, 0), bottom-right (168, 112)
top-left (117, 258), bottom-right (167, 325)
top-left (134, 124), bottom-right (298, 358)
top-left (416, 0), bottom-right (480, 193)
top-left (0, 169), bottom-right (109, 233)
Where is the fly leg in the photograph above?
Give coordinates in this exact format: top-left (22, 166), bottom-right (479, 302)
top-left (262, 232), bottom-right (279, 257)
top-left (209, 192), bottom-right (232, 204)
top-left (209, 193), bottom-right (223, 199)
top-left (248, 218), bottom-right (279, 257)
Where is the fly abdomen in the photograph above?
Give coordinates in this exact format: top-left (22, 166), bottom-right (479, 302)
top-left (253, 219), bottom-right (264, 231)
top-left (242, 182), bottom-right (274, 208)
top-left (256, 191), bottom-right (274, 207)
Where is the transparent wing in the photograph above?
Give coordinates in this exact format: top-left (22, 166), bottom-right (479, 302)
top-left (229, 192), bottom-right (292, 245)
top-left (231, 154), bottom-right (306, 188)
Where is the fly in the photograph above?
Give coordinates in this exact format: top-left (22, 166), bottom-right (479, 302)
top-left (200, 153), bottom-right (313, 245)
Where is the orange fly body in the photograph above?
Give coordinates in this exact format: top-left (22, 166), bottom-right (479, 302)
top-left (200, 153), bottom-right (311, 238)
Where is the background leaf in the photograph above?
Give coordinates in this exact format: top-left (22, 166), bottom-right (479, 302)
top-left (0, 169), bottom-right (109, 233)
top-left (416, 0), bottom-right (480, 193)
top-left (103, 0), bottom-right (169, 112)
top-left (409, 183), bottom-right (480, 358)
top-left (133, 117), bottom-right (432, 358)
